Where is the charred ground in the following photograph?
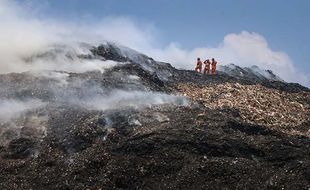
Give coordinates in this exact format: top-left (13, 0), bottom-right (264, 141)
top-left (0, 43), bottom-right (309, 189)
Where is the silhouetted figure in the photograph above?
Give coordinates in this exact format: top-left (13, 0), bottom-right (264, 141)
top-left (211, 58), bottom-right (217, 75)
top-left (203, 59), bottom-right (211, 74)
top-left (195, 58), bottom-right (203, 73)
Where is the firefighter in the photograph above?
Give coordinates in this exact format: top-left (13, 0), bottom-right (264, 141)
top-left (203, 59), bottom-right (211, 74)
top-left (195, 58), bottom-right (203, 73)
top-left (211, 58), bottom-right (217, 75)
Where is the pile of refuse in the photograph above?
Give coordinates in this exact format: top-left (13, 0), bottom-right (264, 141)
top-left (177, 82), bottom-right (310, 131)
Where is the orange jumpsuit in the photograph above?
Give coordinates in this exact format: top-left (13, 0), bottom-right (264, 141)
top-left (203, 60), bottom-right (211, 74)
top-left (211, 61), bottom-right (217, 75)
top-left (195, 60), bottom-right (203, 73)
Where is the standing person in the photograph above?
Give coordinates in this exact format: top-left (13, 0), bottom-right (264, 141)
top-left (195, 58), bottom-right (203, 73)
top-left (203, 59), bottom-right (211, 74)
top-left (211, 58), bottom-right (217, 75)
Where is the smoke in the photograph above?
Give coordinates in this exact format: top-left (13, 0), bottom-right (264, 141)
top-left (0, 71), bottom-right (188, 122)
top-left (0, 72), bottom-right (188, 147)
top-left (0, 99), bottom-right (45, 122)
top-left (0, 0), bottom-right (192, 149)
top-left (25, 44), bottom-right (120, 74)
top-left (0, 0), bottom-right (61, 72)
top-left (3, 0), bottom-right (309, 152)
top-left (0, 0), bottom-right (308, 86)
top-left (43, 76), bottom-right (188, 111)
top-left (79, 90), bottom-right (188, 111)
top-left (148, 32), bottom-right (309, 85)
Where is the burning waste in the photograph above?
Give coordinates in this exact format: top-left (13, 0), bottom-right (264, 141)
top-left (0, 42), bottom-right (309, 190)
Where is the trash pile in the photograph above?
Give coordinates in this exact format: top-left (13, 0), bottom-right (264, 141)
top-left (1, 41), bottom-right (310, 189)
top-left (177, 82), bottom-right (310, 130)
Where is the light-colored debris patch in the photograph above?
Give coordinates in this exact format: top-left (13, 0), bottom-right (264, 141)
top-left (177, 83), bottom-right (310, 129)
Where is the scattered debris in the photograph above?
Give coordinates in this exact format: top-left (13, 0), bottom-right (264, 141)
top-left (177, 82), bottom-right (310, 135)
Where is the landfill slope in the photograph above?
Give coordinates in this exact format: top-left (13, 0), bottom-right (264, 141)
top-left (0, 43), bottom-right (309, 190)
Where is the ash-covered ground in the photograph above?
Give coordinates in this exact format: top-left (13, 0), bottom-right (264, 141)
top-left (0, 43), bottom-right (309, 190)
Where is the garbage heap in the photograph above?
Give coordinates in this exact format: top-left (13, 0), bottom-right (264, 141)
top-left (177, 82), bottom-right (310, 135)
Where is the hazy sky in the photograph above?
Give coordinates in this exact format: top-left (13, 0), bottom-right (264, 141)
top-left (3, 0), bottom-right (310, 85)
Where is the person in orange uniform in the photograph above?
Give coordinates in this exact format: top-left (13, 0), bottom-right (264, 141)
top-left (211, 58), bottom-right (217, 75)
top-left (195, 58), bottom-right (203, 73)
top-left (203, 59), bottom-right (211, 74)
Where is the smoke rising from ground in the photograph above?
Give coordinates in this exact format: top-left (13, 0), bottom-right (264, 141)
top-left (0, 1), bottom-right (189, 126)
top-left (0, 70), bottom-right (188, 124)
top-left (80, 90), bottom-right (188, 111)
top-left (25, 44), bottom-right (120, 73)
top-left (0, 99), bottom-right (45, 122)
top-left (45, 75), bottom-right (188, 111)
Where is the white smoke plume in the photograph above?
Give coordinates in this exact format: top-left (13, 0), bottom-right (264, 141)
top-left (44, 77), bottom-right (189, 111)
top-left (0, 99), bottom-right (45, 122)
top-left (79, 90), bottom-right (188, 111)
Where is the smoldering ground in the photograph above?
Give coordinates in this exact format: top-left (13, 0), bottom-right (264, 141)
top-left (0, 61), bottom-right (188, 148)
